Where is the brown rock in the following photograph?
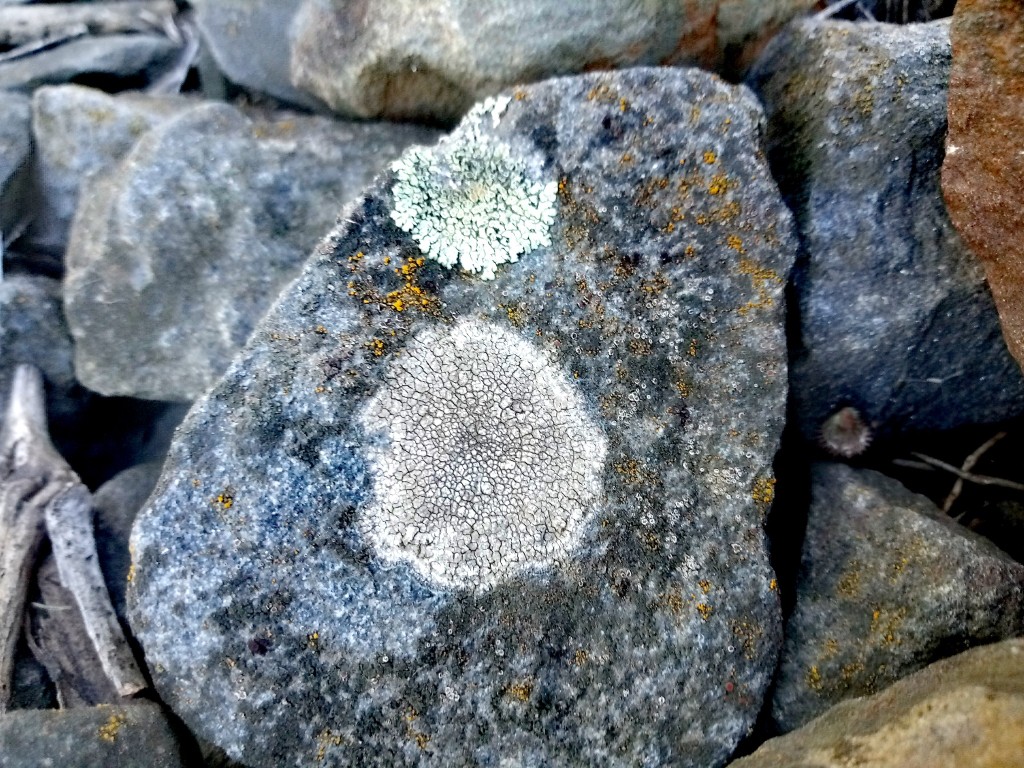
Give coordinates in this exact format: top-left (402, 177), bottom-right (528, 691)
top-left (942, 0), bottom-right (1024, 373)
top-left (732, 639), bottom-right (1024, 768)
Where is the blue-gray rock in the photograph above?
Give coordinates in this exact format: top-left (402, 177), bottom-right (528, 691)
top-left (129, 68), bottom-right (796, 767)
top-left (191, 0), bottom-right (325, 111)
top-left (771, 463), bottom-right (1024, 733)
top-left (746, 19), bottom-right (1024, 442)
top-left (290, 0), bottom-right (818, 122)
top-left (0, 34), bottom-right (180, 93)
top-left (0, 276), bottom-right (79, 427)
top-left (0, 702), bottom-right (187, 768)
top-left (64, 103), bottom-right (440, 401)
top-left (0, 90), bottom-right (31, 241)
top-left (27, 85), bottom-right (194, 257)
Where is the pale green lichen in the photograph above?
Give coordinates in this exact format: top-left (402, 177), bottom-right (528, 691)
top-left (389, 96), bottom-right (557, 281)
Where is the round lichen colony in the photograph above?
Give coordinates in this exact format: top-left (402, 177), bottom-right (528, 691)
top-left (389, 133), bottom-right (557, 281)
top-left (357, 318), bottom-right (607, 590)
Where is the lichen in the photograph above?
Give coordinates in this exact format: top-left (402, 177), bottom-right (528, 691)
top-left (389, 96), bottom-right (557, 280)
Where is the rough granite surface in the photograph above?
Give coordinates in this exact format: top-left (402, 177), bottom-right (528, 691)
top-left (64, 102), bottom-right (440, 401)
top-left (27, 84), bottom-right (194, 256)
top-left (734, 639), bottom-right (1024, 768)
top-left (771, 463), bottom-right (1024, 732)
top-left (129, 68), bottom-right (795, 767)
top-left (290, 0), bottom-right (818, 122)
top-left (747, 18), bottom-right (1024, 440)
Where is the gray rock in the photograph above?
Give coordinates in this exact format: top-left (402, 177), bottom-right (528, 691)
top-left (733, 639), bottom-right (1024, 768)
top-left (94, 461), bottom-right (164, 619)
top-left (129, 68), bottom-right (796, 767)
top-left (64, 103), bottom-right (441, 401)
top-left (290, 0), bottom-right (818, 122)
top-left (192, 0), bottom-right (325, 110)
top-left (0, 702), bottom-right (186, 768)
top-left (0, 91), bottom-right (31, 241)
top-left (27, 85), bottom-right (194, 256)
top-left (0, 276), bottom-right (78, 425)
top-left (746, 19), bottom-right (1024, 442)
top-left (771, 463), bottom-right (1024, 732)
top-left (0, 34), bottom-right (180, 93)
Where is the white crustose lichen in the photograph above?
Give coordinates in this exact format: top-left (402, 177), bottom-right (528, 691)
top-left (357, 318), bottom-right (606, 591)
top-left (389, 97), bottom-right (558, 281)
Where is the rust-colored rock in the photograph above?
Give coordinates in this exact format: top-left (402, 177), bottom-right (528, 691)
top-left (942, 0), bottom-right (1024, 372)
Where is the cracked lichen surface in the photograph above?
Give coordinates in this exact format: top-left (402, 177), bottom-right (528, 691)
top-left (358, 318), bottom-right (606, 590)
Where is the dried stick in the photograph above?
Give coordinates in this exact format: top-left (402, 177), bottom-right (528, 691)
top-left (942, 431), bottom-right (1007, 514)
top-left (0, 365), bottom-right (146, 710)
top-left (0, 1), bottom-right (176, 48)
top-left (908, 451), bottom-right (1024, 492)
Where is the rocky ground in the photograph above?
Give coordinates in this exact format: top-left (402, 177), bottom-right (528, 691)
top-left (1, 1), bottom-right (1022, 767)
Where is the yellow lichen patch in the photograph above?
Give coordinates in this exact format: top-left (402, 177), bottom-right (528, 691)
top-left (684, 244), bottom-right (696, 258)
top-left (696, 602), bottom-right (714, 621)
top-left (98, 711), bottom-right (127, 743)
top-left (736, 258), bottom-right (784, 316)
top-left (674, 378), bottom-right (691, 398)
top-left (367, 338), bottom-right (386, 357)
top-left (836, 565), bottom-right (862, 598)
top-left (501, 302), bottom-right (527, 327)
top-left (634, 176), bottom-right (670, 208)
top-left (698, 579), bottom-right (713, 595)
top-left (347, 251), bottom-right (365, 271)
top-left (688, 339), bottom-right (698, 357)
top-left (385, 257), bottom-right (438, 314)
top-left (126, 563), bottom-right (135, 583)
top-left (513, 88), bottom-right (528, 101)
top-left (769, 577), bottom-right (778, 591)
top-left (213, 489), bottom-right (234, 511)
top-left (628, 337), bottom-right (652, 355)
top-left (315, 729), bottom-right (345, 762)
top-left (870, 606), bottom-right (907, 645)
top-left (306, 631), bottom-right (320, 650)
top-left (613, 458), bottom-right (659, 487)
top-left (726, 234), bottom-right (745, 253)
top-left (620, 152), bottom-right (635, 165)
top-left (657, 590), bottom-right (685, 615)
top-left (640, 272), bottom-right (668, 295)
top-left (505, 679), bottom-right (534, 702)
top-left (703, 150), bottom-right (717, 164)
top-left (573, 649), bottom-right (589, 666)
top-left (806, 665), bottom-right (823, 691)
top-left (823, 638), bottom-right (840, 659)
top-left (707, 173), bottom-right (732, 195)
top-left (751, 476), bottom-right (776, 511)
top-left (404, 709), bottom-right (431, 751)
top-left (619, 97), bottom-right (630, 113)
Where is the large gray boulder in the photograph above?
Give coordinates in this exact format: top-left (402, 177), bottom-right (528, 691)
top-left (747, 19), bottom-right (1024, 442)
top-left (290, 0), bottom-right (818, 122)
top-left (64, 103), bottom-right (440, 401)
top-left (772, 463), bottom-right (1024, 732)
top-left (128, 68), bottom-right (797, 766)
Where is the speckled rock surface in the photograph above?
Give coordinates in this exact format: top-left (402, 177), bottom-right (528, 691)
top-left (0, 702), bottom-right (187, 768)
top-left (290, 0), bottom-right (818, 122)
top-left (129, 68), bottom-right (796, 767)
top-left (771, 463), bottom-right (1024, 732)
top-left (64, 103), bottom-right (440, 401)
top-left (191, 0), bottom-right (325, 110)
top-left (942, 0), bottom-right (1024, 373)
top-left (747, 19), bottom-right (1024, 441)
top-left (733, 639), bottom-right (1024, 768)
top-left (27, 84), bottom-right (193, 256)
top-left (0, 90), bottom-right (31, 239)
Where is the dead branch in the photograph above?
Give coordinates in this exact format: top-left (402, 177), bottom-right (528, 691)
top-left (0, 1), bottom-right (176, 48)
top-left (908, 451), bottom-right (1024, 492)
top-left (942, 431), bottom-right (1007, 514)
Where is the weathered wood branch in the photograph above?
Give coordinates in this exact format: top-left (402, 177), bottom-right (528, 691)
top-left (0, 364), bottom-right (146, 711)
top-left (0, 1), bottom-right (176, 48)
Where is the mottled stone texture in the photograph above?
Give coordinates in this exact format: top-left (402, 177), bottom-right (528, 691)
top-left (27, 85), bottom-right (193, 256)
top-left (64, 102), bottom-right (439, 401)
top-left (747, 19), bottom-right (1024, 441)
top-left (0, 702), bottom-right (187, 768)
top-left (129, 68), bottom-right (796, 767)
top-left (942, 0), bottom-right (1024, 374)
top-left (771, 464), bottom-right (1024, 732)
top-left (290, 0), bottom-right (817, 122)
top-left (733, 639), bottom-right (1024, 768)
